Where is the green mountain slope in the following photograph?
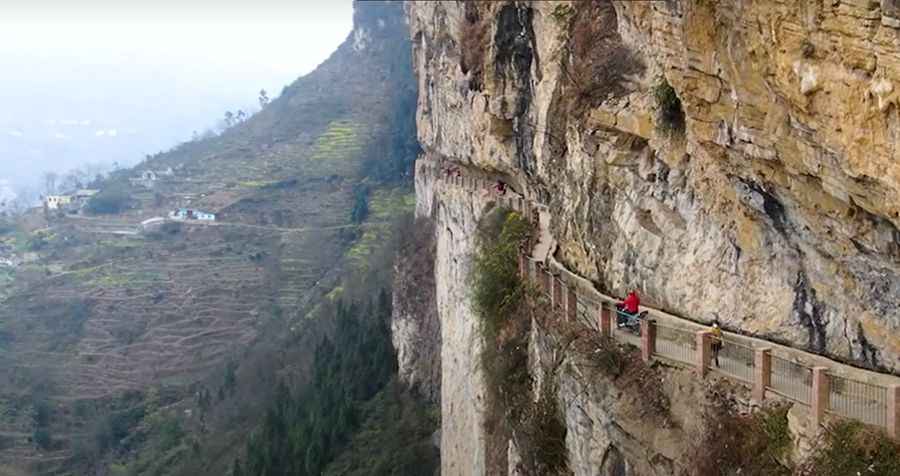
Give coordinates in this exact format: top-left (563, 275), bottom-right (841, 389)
top-left (0, 2), bottom-right (425, 474)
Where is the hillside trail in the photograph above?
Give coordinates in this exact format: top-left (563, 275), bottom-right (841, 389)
top-left (531, 205), bottom-right (555, 263)
top-left (63, 213), bottom-right (389, 234)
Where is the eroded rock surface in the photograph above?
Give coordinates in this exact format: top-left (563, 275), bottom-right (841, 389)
top-left (405, 0), bottom-right (900, 474)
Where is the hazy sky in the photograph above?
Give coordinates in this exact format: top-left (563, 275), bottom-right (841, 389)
top-left (0, 0), bottom-right (354, 192)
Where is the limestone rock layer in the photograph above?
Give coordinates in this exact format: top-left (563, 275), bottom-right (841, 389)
top-left (405, 0), bottom-right (900, 474)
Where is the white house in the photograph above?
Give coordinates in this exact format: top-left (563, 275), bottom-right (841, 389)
top-left (131, 170), bottom-right (161, 189)
top-left (74, 189), bottom-right (99, 200)
top-left (169, 208), bottom-right (216, 221)
top-left (45, 195), bottom-right (73, 210)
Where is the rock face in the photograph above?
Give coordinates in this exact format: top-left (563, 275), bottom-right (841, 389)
top-left (391, 212), bottom-right (441, 403)
top-left (412, 162), bottom-right (496, 475)
top-left (404, 0), bottom-right (900, 474)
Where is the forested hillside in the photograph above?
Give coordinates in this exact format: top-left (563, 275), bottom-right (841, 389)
top-left (0, 2), bottom-right (436, 475)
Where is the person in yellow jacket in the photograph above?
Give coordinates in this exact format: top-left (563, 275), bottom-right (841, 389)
top-left (710, 322), bottom-right (723, 367)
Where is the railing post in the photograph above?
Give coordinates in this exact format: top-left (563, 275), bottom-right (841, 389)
top-left (888, 384), bottom-right (900, 440)
top-left (566, 286), bottom-right (577, 323)
top-left (541, 268), bottom-right (551, 295)
top-left (599, 303), bottom-right (612, 337)
top-left (811, 367), bottom-right (830, 432)
top-left (753, 348), bottom-right (771, 403)
top-left (641, 319), bottom-right (656, 363)
top-left (552, 275), bottom-right (563, 311)
top-left (696, 331), bottom-right (711, 377)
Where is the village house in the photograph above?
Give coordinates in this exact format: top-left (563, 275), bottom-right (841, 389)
top-left (44, 195), bottom-right (73, 210)
top-left (0, 243), bottom-right (19, 268)
top-left (43, 189), bottom-right (99, 213)
top-left (169, 208), bottom-right (216, 221)
top-left (130, 168), bottom-right (174, 189)
top-left (131, 170), bottom-right (158, 189)
top-left (74, 189), bottom-right (99, 202)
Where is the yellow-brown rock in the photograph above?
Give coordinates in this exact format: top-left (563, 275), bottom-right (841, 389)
top-left (406, 0), bottom-right (900, 474)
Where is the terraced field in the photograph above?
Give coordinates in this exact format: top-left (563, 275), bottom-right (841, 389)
top-left (0, 226), bottom-right (273, 463)
top-left (345, 187), bottom-right (415, 272)
top-left (0, 115), bottom-right (406, 475)
top-left (0, 4), bottom-right (417, 472)
top-left (306, 120), bottom-right (369, 178)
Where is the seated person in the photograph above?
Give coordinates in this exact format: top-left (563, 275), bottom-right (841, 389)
top-left (616, 290), bottom-right (640, 316)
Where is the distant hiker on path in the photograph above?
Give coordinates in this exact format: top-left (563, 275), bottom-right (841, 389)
top-left (710, 322), bottom-right (723, 367)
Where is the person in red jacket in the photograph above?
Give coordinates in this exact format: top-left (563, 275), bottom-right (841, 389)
top-left (617, 290), bottom-right (640, 315)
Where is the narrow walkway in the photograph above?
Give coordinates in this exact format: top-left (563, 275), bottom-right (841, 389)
top-left (426, 159), bottom-right (900, 434)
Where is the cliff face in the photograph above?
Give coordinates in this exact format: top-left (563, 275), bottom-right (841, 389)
top-left (392, 211), bottom-right (441, 403)
top-left (412, 163), bottom-right (495, 474)
top-left (404, 0), bottom-right (900, 474)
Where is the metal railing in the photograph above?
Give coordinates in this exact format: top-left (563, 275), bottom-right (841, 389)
top-left (654, 321), bottom-right (696, 366)
top-left (553, 276), bottom-right (566, 310)
top-left (540, 270), bottom-right (553, 302)
top-left (575, 295), bottom-right (597, 330)
top-left (769, 354), bottom-right (813, 405)
top-left (610, 310), bottom-right (640, 345)
top-left (828, 373), bottom-right (889, 428)
top-left (712, 338), bottom-right (755, 384)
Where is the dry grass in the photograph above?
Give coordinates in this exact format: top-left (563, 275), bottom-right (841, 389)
top-left (489, 116), bottom-right (514, 140)
top-left (560, 317), bottom-right (672, 425)
top-left (563, 0), bottom-right (644, 110)
top-left (459, 3), bottom-right (488, 92)
top-left (798, 420), bottom-right (900, 476)
top-left (686, 392), bottom-right (792, 476)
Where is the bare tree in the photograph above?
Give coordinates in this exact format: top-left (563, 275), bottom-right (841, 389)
top-left (42, 172), bottom-right (59, 195)
top-left (258, 89), bottom-right (270, 109)
top-left (59, 172), bottom-right (84, 193)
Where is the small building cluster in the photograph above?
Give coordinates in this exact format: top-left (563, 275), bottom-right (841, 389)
top-left (168, 208), bottom-right (216, 221)
top-left (44, 195), bottom-right (72, 210)
top-left (130, 167), bottom-right (175, 189)
top-left (0, 243), bottom-right (19, 268)
top-left (44, 189), bottom-right (100, 212)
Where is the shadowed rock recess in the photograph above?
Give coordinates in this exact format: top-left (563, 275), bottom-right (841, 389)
top-left (404, 1), bottom-right (900, 475)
